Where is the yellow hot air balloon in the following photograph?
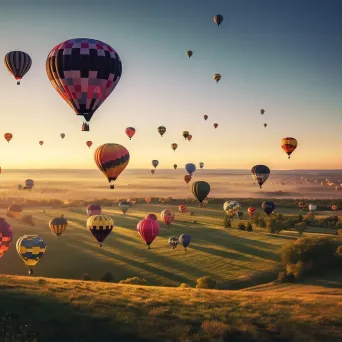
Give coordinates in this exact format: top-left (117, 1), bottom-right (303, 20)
top-left (213, 74), bottom-right (221, 83)
top-left (16, 235), bottom-right (47, 275)
top-left (87, 214), bottom-right (114, 247)
top-left (49, 216), bottom-right (68, 237)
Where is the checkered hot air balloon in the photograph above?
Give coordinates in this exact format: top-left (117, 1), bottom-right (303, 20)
top-left (46, 38), bottom-right (122, 131)
top-left (86, 214), bottom-right (114, 246)
top-left (4, 51), bottom-right (32, 85)
top-left (16, 235), bottom-right (47, 275)
top-left (281, 137), bottom-right (298, 159)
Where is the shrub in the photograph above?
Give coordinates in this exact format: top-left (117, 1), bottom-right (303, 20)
top-left (83, 273), bottom-right (91, 281)
top-left (237, 223), bottom-right (245, 231)
top-left (119, 277), bottom-right (149, 286)
top-left (237, 211), bottom-right (243, 219)
top-left (295, 222), bottom-right (307, 236)
top-left (277, 271), bottom-right (296, 283)
top-left (281, 236), bottom-right (342, 278)
top-left (336, 246), bottom-right (342, 258)
top-left (178, 283), bottom-right (191, 288)
top-left (252, 212), bottom-right (260, 225)
top-left (100, 272), bottom-right (114, 282)
top-left (298, 214), bottom-right (303, 222)
top-left (246, 222), bottom-right (253, 232)
top-left (196, 276), bottom-right (216, 289)
top-left (223, 214), bottom-right (231, 228)
top-left (21, 214), bottom-right (35, 226)
top-left (258, 217), bottom-right (266, 228)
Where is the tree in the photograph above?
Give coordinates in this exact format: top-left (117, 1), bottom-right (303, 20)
top-left (246, 222), bottom-right (253, 232)
top-left (223, 214), bottom-right (231, 228)
top-left (295, 222), bottom-right (307, 236)
top-left (196, 276), bottom-right (216, 289)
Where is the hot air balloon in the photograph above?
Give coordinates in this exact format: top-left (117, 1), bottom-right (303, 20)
top-left (161, 209), bottom-right (175, 228)
top-left (16, 235), bottom-right (46, 274)
top-left (213, 123), bottom-right (218, 129)
top-left (179, 204), bottom-right (188, 213)
top-left (158, 126), bottom-right (166, 137)
top-left (49, 216), bottom-right (68, 237)
top-left (187, 135), bottom-right (192, 142)
top-left (199, 162), bottom-right (204, 169)
top-left (281, 137), bottom-right (298, 159)
top-left (173, 164), bottom-right (177, 170)
top-left (7, 205), bottom-right (22, 219)
top-left (94, 143), bottom-right (130, 190)
top-left (145, 213), bottom-right (157, 221)
top-left (18, 184), bottom-right (23, 190)
top-left (223, 201), bottom-right (241, 218)
top-left (204, 115), bottom-right (208, 121)
top-left (247, 207), bottom-right (256, 217)
top-left (137, 218), bottom-right (160, 249)
top-left (25, 179), bottom-right (34, 190)
top-left (119, 201), bottom-right (130, 214)
top-left (4, 133), bottom-right (12, 143)
top-left (332, 205), bottom-right (337, 211)
top-left (260, 109), bottom-right (265, 115)
top-left (171, 143), bottom-right (178, 151)
top-left (86, 204), bottom-right (102, 216)
top-left (179, 234), bottom-right (191, 251)
top-left (213, 14), bottom-right (224, 26)
top-left (308, 204), bottom-right (317, 212)
top-left (4, 51), bottom-right (32, 85)
top-left (186, 50), bottom-right (193, 58)
top-left (185, 163), bottom-right (196, 176)
top-left (60, 133), bottom-right (66, 139)
top-left (213, 74), bottom-right (221, 83)
top-left (86, 214), bottom-right (114, 247)
top-left (298, 202), bottom-right (305, 209)
top-left (46, 38), bottom-right (122, 131)
top-left (192, 181), bottom-right (210, 204)
top-left (151, 169), bottom-right (155, 175)
top-left (168, 236), bottom-right (179, 249)
top-left (125, 127), bottom-right (136, 140)
top-left (0, 218), bottom-right (12, 259)
top-left (152, 160), bottom-right (159, 168)
top-left (262, 201), bottom-right (275, 216)
top-left (182, 131), bottom-right (189, 140)
top-left (184, 175), bottom-right (192, 184)
top-left (264, 123), bottom-right (267, 128)
top-left (39, 141), bottom-right (44, 146)
top-left (251, 165), bottom-right (270, 189)
top-left (145, 197), bottom-right (151, 204)
top-left (86, 141), bottom-right (93, 148)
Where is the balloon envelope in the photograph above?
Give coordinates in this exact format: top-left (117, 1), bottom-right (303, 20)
top-left (191, 181), bottom-right (210, 203)
top-left (179, 234), bottom-right (191, 248)
top-left (185, 163), bottom-right (196, 175)
top-left (262, 201), bottom-right (275, 216)
top-left (0, 218), bottom-right (12, 259)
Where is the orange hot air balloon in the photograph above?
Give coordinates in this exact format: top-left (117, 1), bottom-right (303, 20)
top-left (173, 164), bottom-right (177, 170)
top-left (179, 204), bottom-right (188, 213)
top-left (86, 141), bottom-right (93, 148)
top-left (184, 175), bottom-right (192, 184)
top-left (187, 135), bottom-right (192, 142)
top-left (4, 133), bottom-right (12, 143)
top-left (39, 141), bottom-right (44, 146)
top-left (125, 127), bottom-right (136, 140)
top-left (145, 197), bottom-right (151, 204)
top-left (281, 137), bottom-right (298, 159)
top-left (94, 143), bottom-right (130, 190)
top-left (213, 123), bottom-right (218, 129)
top-left (332, 205), bottom-right (337, 211)
top-left (171, 143), bottom-right (178, 151)
top-left (151, 169), bottom-right (155, 175)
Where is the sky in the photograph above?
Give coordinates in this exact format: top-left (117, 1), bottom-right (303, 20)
top-left (0, 0), bottom-right (341, 170)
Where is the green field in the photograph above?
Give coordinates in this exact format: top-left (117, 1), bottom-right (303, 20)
top-left (0, 202), bottom-right (336, 287)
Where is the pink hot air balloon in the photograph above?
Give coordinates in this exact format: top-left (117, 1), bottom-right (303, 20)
top-left (86, 204), bottom-right (102, 216)
top-left (137, 218), bottom-right (160, 249)
top-left (187, 135), bottom-right (192, 142)
top-left (161, 209), bottom-right (175, 228)
top-left (125, 127), bottom-right (136, 140)
top-left (145, 213), bottom-right (157, 221)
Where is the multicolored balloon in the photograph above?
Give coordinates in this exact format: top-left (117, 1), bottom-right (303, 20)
top-left (161, 209), bottom-right (175, 228)
top-left (179, 204), bottom-right (188, 213)
top-left (247, 207), bottom-right (256, 217)
top-left (7, 205), bottom-right (22, 219)
top-left (46, 38), bottom-right (122, 131)
top-left (262, 201), bottom-right (275, 216)
top-left (179, 234), bottom-right (191, 251)
top-left (186, 50), bottom-right (193, 58)
top-left (171, 143), bottom-right (178, 151)
top-left (168, 236), bottom-right (179, 249)
top-left (332, 205), bottom-right (337, 211)
top-left (213, 14), bottom-right (224, 26)
top-left (223, 201), bottom-right (241, 218)
top-left (5, 51), bottom-right (32, 85)
top-left (0, 218), bottom-right (12, 259)
top-left (86, 204), bottom-right (102, 216)
top-left (213, 74), bottom-right (221, 83)
top-left (191, 181), bottom-right (210, 204)
top-left (281, 137), bottom-right (298, 159)
top-left (125, 127), bottom-right (136, 140)
top-left (16, 235), bottom-right (46, 274)
top-left (94, 143), bottom-right (130, 189)
top-left (137, 218), bottom-right (160, 249)
top-left (251, 165), bottom-right (270, 189)
top-left (49, 216), bottom-right (68, 237)
top-left (87, 214), bottom-right (114, 246)
top-left (308, 203), bottom-right (317, 212)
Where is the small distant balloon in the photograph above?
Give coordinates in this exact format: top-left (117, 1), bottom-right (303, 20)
top-left (171, 143), bottom-right (178, 151)
top-left (213, 14), bottom-right (224, 26)
top-left (86, 141), bottom-right (93, 148)
top-left (186, 50), bottom-right (193, 58)
top-left (158, 126), bottom-right (166, 137)
top-left (4, 133), bottom-right (12, 143)
top-left (213, 123), bottom-right (218, 129)
top-left (60, 133), bottom-right (66, 139)
top-left (39, 141), bottom-right (44, 146)
top-left (125, 127), bottom-right (136, 140)
top-left (213, 74), bottom-right (221, 83)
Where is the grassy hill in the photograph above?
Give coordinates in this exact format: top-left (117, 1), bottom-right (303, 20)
top-left (1, 274), bottom-right (342, 342)
top-left (0, 203), bottom-right (303, 287)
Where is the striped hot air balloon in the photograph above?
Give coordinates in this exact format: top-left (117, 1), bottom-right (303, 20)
top-left (281, 137), bottom-right (298, 159)
top-left (137, 218), bottom-right (160, 249)
top-left (4, 51), bottom-right (32, 85)
top-left (213, 74), bottom-right (221, 83)
top-left (86, 214), bottom-right (114, 246)
top-left (49, 216), bottom-right (68, 237)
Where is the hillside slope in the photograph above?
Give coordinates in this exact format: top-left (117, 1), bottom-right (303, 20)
top-left (1, 274), bottom-right (341, 342)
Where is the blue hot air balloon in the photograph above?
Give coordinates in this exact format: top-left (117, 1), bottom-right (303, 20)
top-left (185, 163), bottom-right (196, 176)
top-left (262, 201), bottom-right (275, 216)
top-left (179, 234), bottom-right (191, 251)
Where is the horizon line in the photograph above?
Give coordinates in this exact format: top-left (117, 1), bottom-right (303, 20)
top-left (2, 168), bottom-right (342, 171)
